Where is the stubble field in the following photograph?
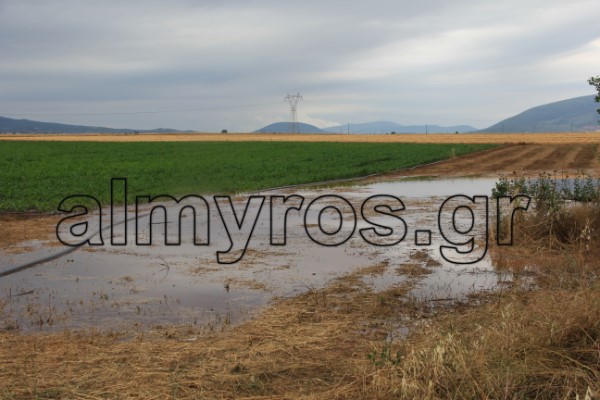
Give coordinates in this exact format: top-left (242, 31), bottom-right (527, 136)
top-left (2, 131), bottom-right (600, 144)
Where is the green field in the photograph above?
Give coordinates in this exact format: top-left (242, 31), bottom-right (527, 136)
top-left (0, 141), bottom-right (493, 212)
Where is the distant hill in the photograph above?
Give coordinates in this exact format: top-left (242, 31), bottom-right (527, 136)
top-left (480, 95), bottom-right (600, 133)
top-left (254, 122), bottom-right (325, 133)
top-left (323, 121), bottom-right (476, 134)
top-left (0, 116), bottom-right (183, 134)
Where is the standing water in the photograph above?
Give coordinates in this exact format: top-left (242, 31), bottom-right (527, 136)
top-left (0, 177), bottom-right (511, 332)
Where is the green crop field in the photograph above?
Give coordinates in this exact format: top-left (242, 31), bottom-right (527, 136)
top-left (0, 141), bottom-right (493, 212)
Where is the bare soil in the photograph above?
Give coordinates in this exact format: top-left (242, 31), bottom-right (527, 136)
top-left (0, 214), bottom-right (60, 252)
top-left (389, 143), bottom-right (600, 178)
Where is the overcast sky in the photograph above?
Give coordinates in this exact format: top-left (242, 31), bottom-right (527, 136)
top-left (1, 0), bottom-right (599, 131)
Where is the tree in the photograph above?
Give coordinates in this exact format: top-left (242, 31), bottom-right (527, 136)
top-left (589, 76), bottom-right (600, 122)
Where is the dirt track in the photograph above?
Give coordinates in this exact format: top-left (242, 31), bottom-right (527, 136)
top-left (2, 131), bottom-right (600, 144)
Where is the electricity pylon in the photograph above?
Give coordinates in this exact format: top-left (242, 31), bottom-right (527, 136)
top-left (284, 93), bottom-right (302, 133)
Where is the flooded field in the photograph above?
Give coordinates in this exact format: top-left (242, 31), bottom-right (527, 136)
top-left (0, 177), bottom-right (514, 332)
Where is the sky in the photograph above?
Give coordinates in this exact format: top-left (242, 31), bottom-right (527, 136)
top-left (1, 0), bottom-right (599, 132)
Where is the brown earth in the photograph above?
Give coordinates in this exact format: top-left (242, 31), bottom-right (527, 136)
top-left (390, 143), bottom-right (600, 178)
top-left (1, 131), bottom-right (600, 144)
top-left (0, 214), bottom-right (60, 252)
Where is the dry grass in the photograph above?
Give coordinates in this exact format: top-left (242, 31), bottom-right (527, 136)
top-left (0, 214), bottom-right (59, 251)
top-left (0, 272), bottom-right (417, 399)
top-left (525, 204), bottom-right (600, 252)
top-left (376, 287), bottom-right (600, 399)
top-left (2, 264), bottom-right (599, 399)
top-left (371, 204), bottom-right (600, 398)
top-left (395, 264), bottom-right (433, 276)
top-left (2, 132), bottom-right (600, 144)
top-left (493, 197), bottom-right (600, 288)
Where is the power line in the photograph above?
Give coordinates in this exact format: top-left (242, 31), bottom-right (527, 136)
top-left (2, 101), bottom-right (281, 117)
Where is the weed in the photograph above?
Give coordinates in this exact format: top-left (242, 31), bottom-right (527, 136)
top-left (368, 344), bottom-right (401, 366)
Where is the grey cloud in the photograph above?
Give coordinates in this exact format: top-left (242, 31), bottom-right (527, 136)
top-left (0, 0), bottom-right (599, 131)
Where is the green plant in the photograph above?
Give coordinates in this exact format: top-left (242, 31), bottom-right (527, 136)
top-left (589, 75), bottom-right (600, 122)
top-left (491, 173), bottom-right (528, 199)
top-left (368, 344), bottom-right (401, 366)
top-left (0, 141), bottom-right (494, 212)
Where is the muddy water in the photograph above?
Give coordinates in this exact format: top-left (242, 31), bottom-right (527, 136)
top-left (0, 177), bottom-right (506, 332)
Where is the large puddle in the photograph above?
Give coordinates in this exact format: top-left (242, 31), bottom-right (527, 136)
top-left (0, 177), bottom-right (510, 332)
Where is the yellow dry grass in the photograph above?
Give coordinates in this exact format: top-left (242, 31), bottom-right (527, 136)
top-left (0, 266), bottom-right (415, 399)
top-left (0, 214), bottom-right (59, 250)
top-left (2, 255), bottom-right (599, 399)
top-left (1, 131), bottom-right (600, 144)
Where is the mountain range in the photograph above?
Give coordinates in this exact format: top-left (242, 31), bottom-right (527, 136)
top-left (0, 116), bottom-right (185, 134)
top-left (1, 95), bottom-right (598, 134)
top-left (254, 95), bottom-right (599, 134)
top-left (252, 121), bottom-right (476, 134)
top-left (322, 121), bottom-right (476, 134)
top-left (478, 95), bottom-right (599, 133)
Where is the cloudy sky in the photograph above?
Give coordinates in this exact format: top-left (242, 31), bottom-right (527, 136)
top-left (1, 0), bottom-right (599, 131)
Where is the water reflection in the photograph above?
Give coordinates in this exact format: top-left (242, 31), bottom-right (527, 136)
top-left (0, 176), bottom-right (510, 332)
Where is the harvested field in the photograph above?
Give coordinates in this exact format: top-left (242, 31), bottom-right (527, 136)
top-left (389, 143), bottom-right (600, 178)
top-left (1, 131), bottom-right (600, 144)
